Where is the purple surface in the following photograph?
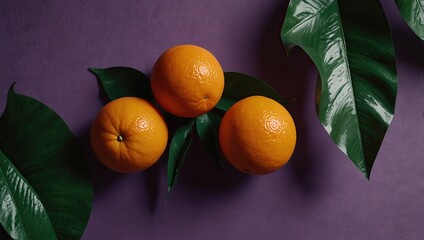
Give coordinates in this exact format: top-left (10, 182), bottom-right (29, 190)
top-left (1, 0), bottom-right (423, 239)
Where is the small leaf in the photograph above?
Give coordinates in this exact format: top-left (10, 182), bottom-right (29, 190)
top-left (168, 119), bottom-right (195, 192)
top-left (89, 67), bottom-right (153, 101)
top-left (215, 72), bottom-right (287, 111)
top-left (0, 84), bottom-right (93, 239)
top-left (281, 0), bottom-right (397, 178)
top-left (395, 0), bottom-right (424, 40)
top-left (0, 150), bottom-right (57, 240)
top-left (196, 111), bottom-right (222, 169)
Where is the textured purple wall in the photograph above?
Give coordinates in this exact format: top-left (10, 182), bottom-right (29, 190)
top-left (1, 0), bottom-right (423, 239)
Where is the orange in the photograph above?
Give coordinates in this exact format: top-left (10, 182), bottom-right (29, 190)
top-left (151, 44), bottom-right (224, 118)
top-left (219, 96), bottom-right (296, 175)
top-left (90, 97), bottom-right (168, 173)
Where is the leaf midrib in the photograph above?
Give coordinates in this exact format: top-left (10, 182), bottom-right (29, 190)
top-left (334, 0), bottom-right (366, 165)
top-left (286, 0), bottom-right (366, 165)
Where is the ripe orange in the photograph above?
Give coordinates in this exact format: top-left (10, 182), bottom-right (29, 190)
top-left (151, 44), bottom-right (224, 118)
top-left (219, 96), bottom-right (296, 175)
top-left (90, 97), bottom-right (168, 173)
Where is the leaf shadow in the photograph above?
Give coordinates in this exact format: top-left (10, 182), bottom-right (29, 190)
top-left (140, 152), bottom-right (165, 215)
top-left (177, 132), bottom-right (251, 197)
top-left (391, 24), bottom-right (424, 71)
top-left (76, 122), bottom-right (125, 198)
top-left (0, 225), bottom-right (12, 240)
top-left (254, 0), bottom-right (326, 195)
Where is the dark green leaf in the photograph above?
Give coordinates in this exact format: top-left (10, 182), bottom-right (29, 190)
top-left (395, 0), bottom-right (424, 40)
top-left (281, 0), bottom-right (397, 178)
top-left (168, 119), bottom-right (195, 192)
top-left (215, 72), bottom-right (287, 111)
top-left (0, 84), bottom-right (93, 239)
top-left (0, 150), bottom-right (56, 240)
top-left (89, 67), bottom-right (153, 101)
top-left (196, 111), bottom-right (222, 169)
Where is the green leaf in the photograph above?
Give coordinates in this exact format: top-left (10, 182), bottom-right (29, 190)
top-left (89, 67), bottom-right (153, 101)
top-left (168, 119), bottom-right (195, 192)
top-left (281, 0), bottom-right (397, 178)
top-left (0, 84), bottom-right (93, 239)
top-left (215, 72), bottom-right (287, 111)
top-left (0, 150), bottom-right (56, 240)
top-left (395, 0), bottom-right (424, 40)
top-left (196, 111), bottom-right (222, 169)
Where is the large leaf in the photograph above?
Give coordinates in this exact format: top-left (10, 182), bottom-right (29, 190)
top-left (0, 151), bottom-right (56, 240)
top-left (89, 67), bottom-right (153, 101)
top-left (215, 72), bottom-right (287, 111)
top-left (0, 84), bottom-right (93, 239)
top-left (395, 0), bottom-right (424, 40)
top-left (281, 0), bottom-right (397, 178)
top-left (196, 111), bottom-right (222, 169)
top-left (167, 119), bottom-right (195, 192)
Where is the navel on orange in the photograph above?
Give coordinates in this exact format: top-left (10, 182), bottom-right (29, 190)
top-left (219, 96), bottom-right (296, 175)
top-left (90, 97), bottom-right (168, 173)
top-left (151, 44), bottom-right (224, 118)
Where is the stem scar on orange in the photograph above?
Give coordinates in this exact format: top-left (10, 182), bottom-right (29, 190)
top-left (90, 97), bottom-right (168, 173)
top-left (151, 44), bottom-right (224, 118)
top-left (219, 96), bottom-right (296, 175)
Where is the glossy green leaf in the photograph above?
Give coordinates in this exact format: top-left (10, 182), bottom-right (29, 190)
top-left (168, 119), bottom-right (195, 192)
top-left (89, 67), bottom-right (153, 101)
top-left (0, 151), bottom-right (56, 240)
top-left (0, 84), bottom-right (93, 239)
top-left (281, 0), bottom-right (397, 178)
top-left (395, 0), bottom-right (424, 40)
top-left (196, 111), bottom-right (222, 169)
top-left (215, 72), bottom-right (287, 111)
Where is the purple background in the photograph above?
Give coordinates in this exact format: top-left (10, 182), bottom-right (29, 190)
top-left (1, 0), bottom-right (423, 239)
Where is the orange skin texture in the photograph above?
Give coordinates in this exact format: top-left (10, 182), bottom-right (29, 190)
top-left (90, 97), bottom-right (168, 173)
top-left (151, 44), bottom-right (224, 118)
top-left (219, 96), bottom-right (297, 175)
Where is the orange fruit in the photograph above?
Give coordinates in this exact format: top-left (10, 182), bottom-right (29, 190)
top-left (219, 96), bottom-right (296, 175)
top-left (90, 97), bottom-right (168, 173)
top-left (151, 44), bottom-right (224, 118)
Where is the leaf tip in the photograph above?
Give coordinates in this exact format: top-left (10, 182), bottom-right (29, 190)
top-left (363, 169), bottom-right (371, 180)
top-left (283, 44), bottom-right (296, 56)
top-left (88, 68), bottom-right (100, 74)
top-left (9, 81), bottom-right (16, 89)
top-left (7, 82), bottom-right (17, 98)
top-left (359, 164), bottom-right (372, 180)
